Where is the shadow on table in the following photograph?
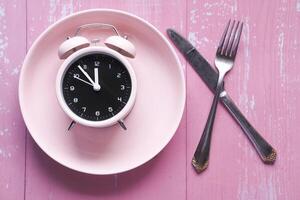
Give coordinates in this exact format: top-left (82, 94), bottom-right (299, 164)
top-left (28, 135), bottom-right (165, 195)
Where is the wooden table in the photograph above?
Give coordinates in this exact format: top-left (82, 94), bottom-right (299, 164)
top-left (1, 0), bottom-right (299, 199)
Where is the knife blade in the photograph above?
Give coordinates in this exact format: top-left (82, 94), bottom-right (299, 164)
top-left (167, 29), bottom-right (276, 164)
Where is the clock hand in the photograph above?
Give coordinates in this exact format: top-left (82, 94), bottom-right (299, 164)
top-left (93, 68), bottom-right (101, 91)
top-left (77, 65), bottom-right (95, 86)
top-left (73, 75), bottom-right (93, 86)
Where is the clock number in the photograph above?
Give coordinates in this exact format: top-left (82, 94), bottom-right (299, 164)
top-left (117, 73), bottom-right (121, 78)
top-left (83, 64), bottom-right (88, 70)
top-left (117, 97), bottom-right (122, 102)
top-left (108, 64), bottom-right (112, 69)
top-left (108, 107), bottom-right (113, 112)
top-left (73, 98), bottom-right (78, 103)
top-left (81, 107), bottom-right (86, 112)
top-left (120, 85), bottom-right (125, 90)
top-left (94, 61), bottom-right (100, 66)
top-left (95, 111), bottom-right (100, 116)
top-left (74, 74), bottom-right (80, 78)
top-left (70, 86), bottom-right (75, 91)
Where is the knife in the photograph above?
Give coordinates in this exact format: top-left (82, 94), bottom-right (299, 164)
top-left (167, 29), bottom-right (276, 164)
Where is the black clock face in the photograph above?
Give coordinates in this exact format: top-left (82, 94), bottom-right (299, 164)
top-left (62, 52), bottom-right (132, 121)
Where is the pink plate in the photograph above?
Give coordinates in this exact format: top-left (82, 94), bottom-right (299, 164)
top-left (19, 9), bottom-right (185, 175)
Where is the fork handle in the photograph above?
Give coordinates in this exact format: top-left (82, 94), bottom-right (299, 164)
top-left (220, 93), bottom-right (277, 163)
top-left (192, 83), bottom-right (223, 173)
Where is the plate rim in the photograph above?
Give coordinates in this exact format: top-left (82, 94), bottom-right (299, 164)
top-left (19, 8), bottom-right (186, 175)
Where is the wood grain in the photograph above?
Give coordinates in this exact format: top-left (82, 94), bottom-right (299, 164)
top-left (0, 0), bottom-right (26, 199)
top-left (1, 0), bottom-right (300, 199)
top-left (187, 0), bottom-right (300, 199)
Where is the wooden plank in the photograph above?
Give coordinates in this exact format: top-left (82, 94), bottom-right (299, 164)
top-left (0, 0), bottom-right (26, 199)
top-left (186, 0), bottom-right (300, 199)
top-left (25, 1), bottom-right (187, 199)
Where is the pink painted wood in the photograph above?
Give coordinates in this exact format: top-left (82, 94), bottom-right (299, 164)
top-left (0, 1), bottom-right (26, 199)
top-left (1, 0), bottom-right (300, 199)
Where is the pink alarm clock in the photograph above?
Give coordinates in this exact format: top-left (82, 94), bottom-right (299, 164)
top-left (56, 23), bottom-right (137, 130)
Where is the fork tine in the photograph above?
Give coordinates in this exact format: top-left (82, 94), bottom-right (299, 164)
top-left (230, 22), bottom-right (243, 59)
top-left (226, 21), bottom-right (240, 56)
top-left (217, 20), bottom-right (231, 55)
top-left (222, 20), bottom-right (235, 55)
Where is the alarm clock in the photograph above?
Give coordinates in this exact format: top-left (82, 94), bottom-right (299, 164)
top-left (56, 23), bottom-right (137, 130)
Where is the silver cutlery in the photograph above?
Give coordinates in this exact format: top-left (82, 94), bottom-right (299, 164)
top-left (192, 20), bottom-right (243, 173)
top-left (167, 28), bottom-right (277, 170)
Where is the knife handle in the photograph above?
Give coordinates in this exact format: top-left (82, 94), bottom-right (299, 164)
top-left (220, 93), bottom-right (277, 164)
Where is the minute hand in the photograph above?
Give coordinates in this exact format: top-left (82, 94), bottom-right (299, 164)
top-left (77, 65), bottom-right (95, 85)
top-left (167, 29), bottom-right (276, 164)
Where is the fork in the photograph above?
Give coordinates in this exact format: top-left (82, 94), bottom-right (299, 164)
top-left (192, 20), bottom-right (243, 173)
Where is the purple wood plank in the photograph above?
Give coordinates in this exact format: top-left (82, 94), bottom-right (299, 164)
top-left (25, 1), bottom-right (187, 200)
top-left (0, 0), bottom-right (26, 199)
top-left (187, 0), bottom-right (300, 199)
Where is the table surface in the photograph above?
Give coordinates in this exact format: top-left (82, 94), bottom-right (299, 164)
top-left (1, 0), bottom-right (300, 199)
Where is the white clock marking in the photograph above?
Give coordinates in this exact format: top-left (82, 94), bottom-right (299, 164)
top-left (94, 61), bottom-right (100, 66)
top-left (70, 86), bottom-right (75, 91)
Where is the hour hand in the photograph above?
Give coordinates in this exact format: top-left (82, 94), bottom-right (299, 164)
top-left (94, 68), bottom-right (101, 91)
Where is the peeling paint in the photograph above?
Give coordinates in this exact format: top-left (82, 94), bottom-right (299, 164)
top-left (0, 102), bottom-right (10, 113)
top-left (48, 0), bottom-right (74, 24)
top-left (48, 0), bottom-right (58, 23)
top-left (190, 9), bottom-right (198, 24)
top-left (232, 0), bottom-right (238, 14)
top-left (238, 167), bottom-right (252, 200)
top-left (0, 5), bottom-right (10, 69)
top-left (0, 146), bottom-right (13, 159)
top-left (61, 0), bottom-right (74, 18)
top-left (10, 66), bottom-right (19, 75)
top-left (188, 32), bottom-right (198, 46)
top-left (278, 31), bottom-right (285, 85)
top-left (0, 6), bottom-right (4, 17)
top-left (249, 95), bottom-right (255, 110)
top-left (297, 0), bottom-right (300, 12)
top-left (202, 1), bottom-right (237, 16)
top-left (239, 17), bottom-right (251, 114)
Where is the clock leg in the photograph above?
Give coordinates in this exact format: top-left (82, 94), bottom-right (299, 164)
top-left (67, 120), bottom-right (76, 131)
top-left (118, 120), bottom-right (127, 130)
